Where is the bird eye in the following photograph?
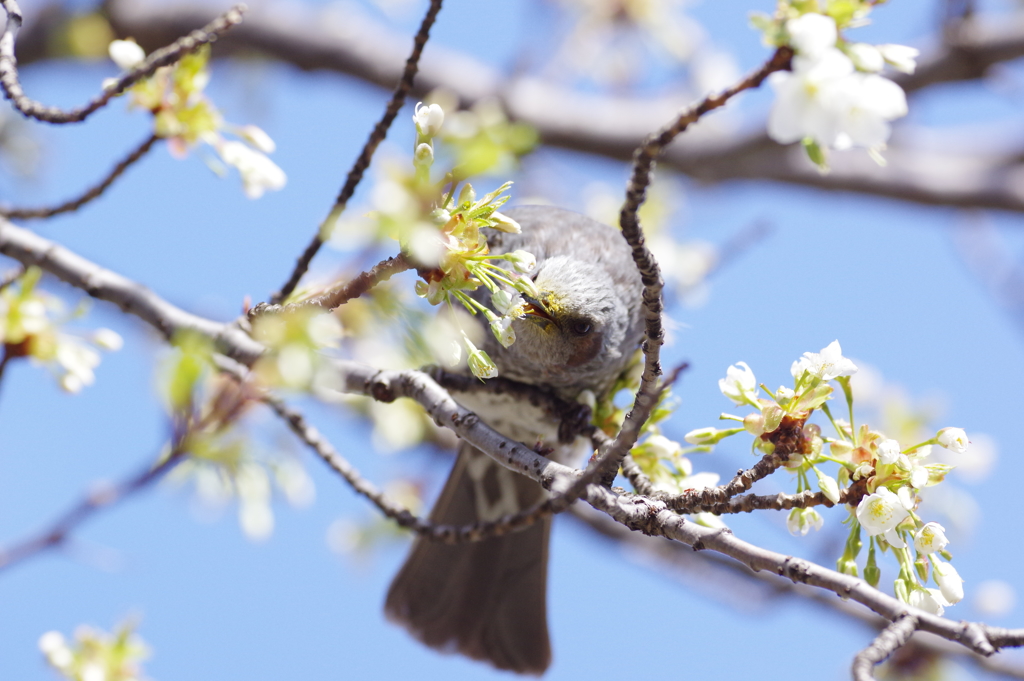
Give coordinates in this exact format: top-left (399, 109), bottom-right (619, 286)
top-left (570, 320), bottom-right (593, 336)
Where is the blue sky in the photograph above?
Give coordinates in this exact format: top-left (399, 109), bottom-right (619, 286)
top-left (3, 0), bottom-right (1024, 679)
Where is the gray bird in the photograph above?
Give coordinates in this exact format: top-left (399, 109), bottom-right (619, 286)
top-left (385, 205), bottom-right (644, 675)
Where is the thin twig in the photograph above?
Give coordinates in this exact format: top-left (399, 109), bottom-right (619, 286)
top-left (0, 134), bottom-right (160, 219)
top-left (0, 3), bottom-right (244, 124)
top-left (851, 615), bottom-right (920, 681)
top-left (0, 2), bottom-right (245, 124)
top-left (260, 386), bottom-right (556, 544)
top-left (270, 0), bottom-right (444, 304)
top-left (585, 46), bottom-right (795, 491)
top-left (251, 253), bottom-right (413, 318)
top-left (0, 447), bottom-right (185, 571)
top-left (0, 345), bottom-right (10, 403)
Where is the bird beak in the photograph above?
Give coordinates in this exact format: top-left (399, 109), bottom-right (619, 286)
top-left (521, 294), bottom-right (555, 331)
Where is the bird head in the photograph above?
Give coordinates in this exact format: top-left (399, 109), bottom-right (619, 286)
top-left (490, 252), bottom-right (641, 398)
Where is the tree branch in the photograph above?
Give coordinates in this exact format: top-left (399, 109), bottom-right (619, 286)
top-left (270, 0), bottom-right (444, 304)
top-left (256, 381), bottom-right (557, 544)
top-left (0, 218), bottom-right (264, 365)
top-left (251, 252), bottom-right (414, 319)
top-left (0, 1), bottom-right (245, 124)
top-left (851, 615), bottom-right (919, 681)
top-left (0, 445), bottom-right (184, 572)
top-left (91, 0), bottom-right (1024, 213)
top-left (0, 133), bottom-right (160, 219)
top-left (590, 47), bottom-right (793, 490)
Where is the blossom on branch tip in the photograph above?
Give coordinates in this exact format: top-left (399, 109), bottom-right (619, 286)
top-left (413, 102), bottom-right (445, 138)
top-left (108, 39), bottom-right (146, 70)
top-left (791, 340), bottom-right (858, 381)
top-left (718, 361), bottom-right (757, 406)
top-left (768, 39), bottom-right (908, 156)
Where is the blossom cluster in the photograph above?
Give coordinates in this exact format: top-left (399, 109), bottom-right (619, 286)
top-left (690, 341), bottom-right (970, 615)
top-left (160, 332), bottom-right (316, 541)
top-left (39, 622), bottom-right (149, 681)
top-left (108, 39), bottom-right (286, 198)
top-left (0, 267), bottom-right (122, 393)
top-left (756, 5), bottom-right (919, 169)
top-left (358, 101), bottom-right (542, 380)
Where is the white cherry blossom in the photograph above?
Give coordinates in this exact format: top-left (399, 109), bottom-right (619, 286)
top-left (786, 13), bottom-right (837, 59)
top-left (876, 438), bottom-right (902, 465)
top-left (413, 102), bottom-right (445, 137)
top-left (914, 522), bottom-right (949, 555)
top-left (768, 49), bottom-right (855, 146)
top-left (217, 140), bottom-right (287, 199)
top-left (856, 487), bottom-right (909, 546)
top-left (718, 361), bottom-right (757, 406)
top-left (791, 340), bottom-right (858, 381)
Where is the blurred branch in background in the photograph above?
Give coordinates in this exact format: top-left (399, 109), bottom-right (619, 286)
top-left (10, 0), bottom-right (1023, 211)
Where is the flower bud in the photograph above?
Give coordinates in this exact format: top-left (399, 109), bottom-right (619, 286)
top-left (863, 564), bottom-right (880, 587)
top-left (837, 558), bottom-right (859, 577)
top-left (877, 44), bottom-right (919, 74)
top-left (505, 250), bottom-right (537, 274)
top-left (413, 142), bottom-right (434, 169)
top-left (108, 39), bottom-right (146, 70)
top-left (761, 403), bottom-right (784, 434)
top-left (817, 473), bottom-right (841, 504)
top-left (933, 560), bottom-right (964, 604)
top-left (908, 588), bottom-right (947, 616)
top-left (92, 328), bottom-right (124, 351)
top-left (830, 440), bottom-right (853, 460)
top-left (847, 43), bottom-right (883, 72)
top-left (742, 412), bottom-right (764, 436)
top-left (239, 125), bottom-right (276, 153)
top-left (458, 183), bottom-right (476, 206)
top-left (936, 427), bottom-right (969, 454)
top-left (648, 433), bottom-right (684, 457)
top-left (490, 211), bottom-right (521, 234)
top-left (681, 429), bottom-right (715, 446)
